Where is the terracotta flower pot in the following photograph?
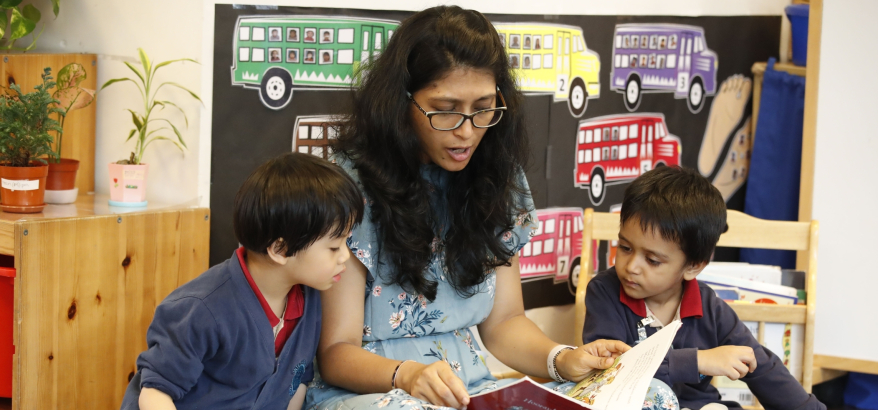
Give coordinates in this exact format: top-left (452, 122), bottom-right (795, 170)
top-left (45, 158), bottom-right (80, 204)
top-left (108, 163), bottom-right (149, 204)
top-left (0, 163), bottom-right (49, 213)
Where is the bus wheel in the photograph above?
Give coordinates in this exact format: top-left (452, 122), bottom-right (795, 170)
top-left (567, 259), bottom-right (581, 296)
top-left (568, 78), bottom-right (588, 117)
top-left (589, 168), bottom-right (605, 205)
top-left (687, 77), bottom-right (705, 113)
top-left (624, 75), bottom-right (641, 112)
top-left (259, 68), bottom-right (293, 110)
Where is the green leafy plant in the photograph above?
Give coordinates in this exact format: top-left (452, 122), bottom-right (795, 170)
top-left (0, 67), bottom-right (61, 166)
top-left (101, 48), bottom-right (201, 165)
top-left (51, 62), bottom-right (95, 161)
top-left (0, 0), bottom-right (61, 51)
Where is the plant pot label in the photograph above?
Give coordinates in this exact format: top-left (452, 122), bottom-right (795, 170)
top-left (123, 170), bottom-right (145, 180)
top-left (1, 179), bottom-right (39, 191)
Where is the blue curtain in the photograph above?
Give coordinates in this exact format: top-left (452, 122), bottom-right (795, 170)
top-left (740, 58), bottom-right (806, 269)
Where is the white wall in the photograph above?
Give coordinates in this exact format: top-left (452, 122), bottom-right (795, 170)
top-left (811, 0), bottom-right (878, 363)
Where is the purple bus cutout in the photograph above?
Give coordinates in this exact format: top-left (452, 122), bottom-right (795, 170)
top-left (610, 24), bottom-right (718, 113)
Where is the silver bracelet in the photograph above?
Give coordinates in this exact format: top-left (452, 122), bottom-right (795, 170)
top-left (547, 345), bottom-right (576, 383)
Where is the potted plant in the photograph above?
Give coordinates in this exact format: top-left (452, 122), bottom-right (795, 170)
top-left (44, 62), bottom-right (95, 204)
top-left (1, 0), bottom-right (61, 51)
top-left (0, 67), bottom-right (62, 213)
top-left (101, 48), bottom-right (200, 206)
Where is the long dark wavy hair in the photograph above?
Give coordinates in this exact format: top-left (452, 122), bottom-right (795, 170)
top-left (332, 6), bottom-right (531, 301)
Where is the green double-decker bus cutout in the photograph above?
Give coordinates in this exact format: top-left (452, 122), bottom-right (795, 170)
top-left (232, 16), bottom-right (400, 109)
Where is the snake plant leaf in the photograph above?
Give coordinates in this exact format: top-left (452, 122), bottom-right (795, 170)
top-left (123, 62), bottom-right (145, 85)
top-left (51, 0), bottom-right (59, 17)
top-left (0, 0), bottom-right (23, 8)
top-left (22, 4), bottom-right (40, 24)
top-left (128, 109), bottom-right (143, 130)
top-left (9, 6), bottom-right (36, 40)
top-left (152, 58), bottom-right (199, 75)
top-left (138, 48), bottom-right (151, 79)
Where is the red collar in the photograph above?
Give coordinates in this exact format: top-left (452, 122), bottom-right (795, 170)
top-left (619, 277), bottom-right (703, 319)
top-left (236, 247), bottom-right (304, 326)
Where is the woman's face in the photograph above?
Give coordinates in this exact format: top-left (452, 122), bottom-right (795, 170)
top-left (409, 67), bottom-right (497, 172)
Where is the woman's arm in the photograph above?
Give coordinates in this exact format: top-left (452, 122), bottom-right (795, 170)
top-left (477, 255), bottom-right (629, 382)
top-left (317, 255), bottom-right (469, 408)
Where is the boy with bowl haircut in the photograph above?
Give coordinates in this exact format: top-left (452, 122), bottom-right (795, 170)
top-left (121, 152), bottom-right (364, 410)
top-left (582, 166), bottom-right (824, 410)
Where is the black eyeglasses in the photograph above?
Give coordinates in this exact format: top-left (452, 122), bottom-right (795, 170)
top-left (407, 87), bottom-right (507, 131)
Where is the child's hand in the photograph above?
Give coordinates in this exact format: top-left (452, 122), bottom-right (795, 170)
top-left (398, 360), bottom-right (470, 409)
top-left (697, 346), bottom-right (757, 380)
top-left (559, 339), bottom-right (631, 382)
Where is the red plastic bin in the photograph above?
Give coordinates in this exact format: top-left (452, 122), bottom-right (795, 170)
top-left (0, 266), bottom-right (15, 399)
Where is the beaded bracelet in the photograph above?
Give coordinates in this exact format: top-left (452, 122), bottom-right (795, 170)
top-left (547, 345), bottom-right (575, 383)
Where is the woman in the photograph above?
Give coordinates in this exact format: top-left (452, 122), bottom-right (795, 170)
top-left (305, 6), bottom-right (677, 410)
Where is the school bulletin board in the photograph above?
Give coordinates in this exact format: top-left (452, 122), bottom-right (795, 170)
top-left (208, 4), bottom-right (780, 310)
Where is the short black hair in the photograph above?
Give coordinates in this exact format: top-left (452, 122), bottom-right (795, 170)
top-left (233, 152), bottom-right (364, 256)
top-left (621, 166), bottom-right (727, 265)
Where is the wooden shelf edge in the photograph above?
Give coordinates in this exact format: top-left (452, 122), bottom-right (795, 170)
top-left (812, 366), bottom-right (847, 385)
top-left (813, 355), bottom-right (878, 375)
top-left (729, 303), bottom-right (807, 324)
top-left (751, 61), bottom-right (807, 77)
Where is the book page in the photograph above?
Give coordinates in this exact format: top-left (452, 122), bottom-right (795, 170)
top-left (567, 321), bottom-right (682, 410)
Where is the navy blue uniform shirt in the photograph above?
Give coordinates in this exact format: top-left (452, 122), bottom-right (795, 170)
top-left (582, 268), bottom-right (825, 410)
top-left (120, 251), bottom-right (320, 410)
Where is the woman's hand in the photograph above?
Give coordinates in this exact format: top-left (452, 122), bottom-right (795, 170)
top-left (557, 339), bottom-right (631, 382)
top-left (396, 360), bottom-right (470, 409)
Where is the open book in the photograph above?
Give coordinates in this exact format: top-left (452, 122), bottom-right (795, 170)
top-left (468, 321), bottom-right (682, 410)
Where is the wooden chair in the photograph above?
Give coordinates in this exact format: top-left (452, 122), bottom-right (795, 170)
top-left (574, 208), bottom-right (819, 404)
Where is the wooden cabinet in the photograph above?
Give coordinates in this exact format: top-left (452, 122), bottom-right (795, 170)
top-left (7, 195), bottom-right (209, 410)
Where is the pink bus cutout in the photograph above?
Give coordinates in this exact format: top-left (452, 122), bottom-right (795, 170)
top-left (519, 208), bottom-right (586, 295)
top-left (573, 113), bottom-right (681, 205)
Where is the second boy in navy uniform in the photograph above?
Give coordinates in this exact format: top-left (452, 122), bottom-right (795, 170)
top-left (120, 152), bottom-right (364, 410)
top-left (582, 166), bottom-right (824, 410)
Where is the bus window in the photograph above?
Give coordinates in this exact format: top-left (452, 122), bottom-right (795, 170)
top-left (239, 48), bottom-right (250, 62)
top-left (363, 31), bottom-right (369, 50)
top-left (585, 129), bottom-right (593, 143)
top-left (533, 55), bottom-right (541, 69)
top-left (578, 130), bottom-right (586, 144)
top-left (543, 54), bottom-right (553, 69)
top-left (566, 220), bottom-right (571, 236)
top-left (649, 35), bottom-right (658, 49)
top-left (544, 34), bottom-right (553, 49)
top-left (611, 146), bottom-right (618, 160)
top-left (328, 127), bottom-right (338, 139)
top-left (544, 238), bottom-right (554, 253)
top-left (629, 143), bottom-right (638, 158)
top-left (252, 48), bottom-right (265, 62)
top-left (640, 35), bottom-right (648, 48)
top-left (629, 124), bottom-right (638, 139)
top-left (545, 218), bottom-right (556, 234)
top-left (338, 50), bottom-right (354, 64)
top-left (578, 150), bottom-right (585, 164)
top-left (655, 124), bottom-right (662, 140)
top-left (312, 146), bottom-right (324, 158)
top-left (532, 241), bottom-right (542, 256)
top-left (298, 146), bottom-right (308, 154)
top-left (615, 35), bottom-right (622, 49)
top-left (612, 127), bottom-right (619, 141)
top-left (619, 144), bottom-right (628, 160)
top-left (375, 32), bottom-right (383, 50)
top-left (620, 125), bottom-right (628, 141)
top-left (585, 149), bottom-right (592, 162)
top-left (253, 27), bottom-right (266, 41)
top-left (657, 55), bottom-right (666, 69)
top-left (667, 54), bottom-right (677, 68)
top-left (240, 27), bottom-right (251, 41)
top-left (299, 125), bottom-right (310, 139)
top-left (312, 126), bottom-right (324, 140)
top-left (631, 35), bottom-right (639, 48)
top-left (564, 37), bottom-right (570, 54)
top-left (338, 28), bottom-right (354, 43)
top-left (669, 34), bottom-right (678, 49)
top-left (535, 220), bottom-right (544, 236)
top-left (648, 125), bottom-right (653, 142)
top-left (388, 30), bottom-right (394, 41)
top-left (523, 242), bottom-right (532, 257)
top-left (658, 36), bottom-right (667, 50)
top-left (602, 147), bottom-right (610, 160)
top-left (615, 54), bottom-right (622, 68)
top-left (603, 128), bottom-right (610, 142)
top-left (592, 148), bottom-right (600, 162)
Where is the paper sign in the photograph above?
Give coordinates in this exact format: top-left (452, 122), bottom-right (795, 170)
top-left (2, 178), bottom-right (39, 191)
top-left (123, 170), bottom-right (145, 180)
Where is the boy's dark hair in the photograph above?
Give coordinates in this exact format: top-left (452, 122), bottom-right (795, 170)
top-left (233, 152), bottom-right (364, 257)
top-left (621, 166), bottom-right (727, 265)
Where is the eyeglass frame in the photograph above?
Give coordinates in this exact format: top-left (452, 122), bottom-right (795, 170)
top-left (406, 86), bottom-right (508, 131)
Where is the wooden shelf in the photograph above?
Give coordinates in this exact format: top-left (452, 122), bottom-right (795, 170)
top-left (729, 303), bottom-right (807, 324)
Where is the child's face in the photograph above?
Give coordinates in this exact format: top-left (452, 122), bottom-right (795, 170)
top-left (614, 218), bottom-right (703, 303)
top-left (286, 230), bottom-right (351, 291)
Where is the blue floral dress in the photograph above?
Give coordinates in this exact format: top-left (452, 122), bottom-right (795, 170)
top-left (304, 159), bottom-right (677, 410)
